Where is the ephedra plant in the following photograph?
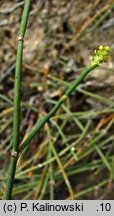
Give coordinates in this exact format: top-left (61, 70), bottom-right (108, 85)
top-left (3, 0), bottom-right (111, 200)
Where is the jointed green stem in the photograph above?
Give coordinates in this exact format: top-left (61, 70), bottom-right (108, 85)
top-left (19, 64), bottom-right (98, 153)
top-left (3, 0), bottom-right (31, 200)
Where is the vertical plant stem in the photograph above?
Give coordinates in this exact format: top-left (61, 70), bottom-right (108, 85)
top-left (47, 124), bottom-right (74, 200)
top-left (49, 147), bottom-right (54, 200)
top-left (3, 0), bottom-right (31, 200)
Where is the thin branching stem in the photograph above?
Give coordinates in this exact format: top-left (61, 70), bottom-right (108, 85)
top-left (19, 64), bottom-right (98, 153)
top-left (19, 45), bottom-right (110, 153)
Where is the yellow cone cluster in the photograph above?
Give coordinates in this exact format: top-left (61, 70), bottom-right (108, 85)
top-left (92, 45), bottom-right (110, 66)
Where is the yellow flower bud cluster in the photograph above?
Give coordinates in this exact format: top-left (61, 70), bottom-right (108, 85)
top-left (92, 45), bottom-right (110, 66)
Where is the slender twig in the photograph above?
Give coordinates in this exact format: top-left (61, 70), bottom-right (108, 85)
top-left (0, 1), bottom-right (24, 15)
top-left (3, 0), bottom-right (31, 200)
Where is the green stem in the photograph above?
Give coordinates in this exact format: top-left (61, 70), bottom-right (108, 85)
top-left (19, 64), bottom-right (98, 153)
top-left (3, 0), bottom-right (31, 200)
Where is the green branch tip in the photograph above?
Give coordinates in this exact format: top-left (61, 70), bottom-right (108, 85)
top-left (92, 45), bottom-right (111, 66)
